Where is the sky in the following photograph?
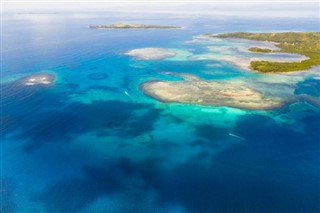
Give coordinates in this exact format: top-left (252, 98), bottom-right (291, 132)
top-left (2, 0), bottom-right (320, 20)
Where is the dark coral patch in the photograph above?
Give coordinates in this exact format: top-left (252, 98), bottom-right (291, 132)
top-left (194, 124), bottom-right (229, 144)
top-left (5, 100), bottom-right (160, 151)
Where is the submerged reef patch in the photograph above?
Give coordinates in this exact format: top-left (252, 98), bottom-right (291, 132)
top-left (1, 72), bottom-right (56, 104)
top-left (295, 78), bottom-right (320, 97)
top-left (87, 72), bottom-right (108, 80)
top-left (5, 100), bottom-right (161, 151)
top-left (12, 72), bottom-right (55, 87)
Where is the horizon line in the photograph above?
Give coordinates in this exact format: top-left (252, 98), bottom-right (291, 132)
top-left (2, 0), bottom-right (320, 3)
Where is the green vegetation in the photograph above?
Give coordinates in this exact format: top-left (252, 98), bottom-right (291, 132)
top-left (89, 23), bottom-right (181, 29)
top-left (248, 47), bottom-right (273, 53)
top-left (213, 32), bottom-right (320, 72)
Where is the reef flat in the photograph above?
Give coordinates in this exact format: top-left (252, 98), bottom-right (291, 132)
top-left (207, 32), bottom-right (320, 72)
top-left (89, 23), bottom-right (181, 29)
top-left (140, 73), bottom-right (284, 110)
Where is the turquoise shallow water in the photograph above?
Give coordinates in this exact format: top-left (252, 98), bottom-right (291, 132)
top-left (2, 12), bottom-right (320, 213)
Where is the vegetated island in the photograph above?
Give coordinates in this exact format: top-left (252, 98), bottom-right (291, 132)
top-left (248, 47), bottom-right (273, 53)
top-left (89, 23), bottom-right (181, 29)
top-left (207, 32), bottom-right (320, 72)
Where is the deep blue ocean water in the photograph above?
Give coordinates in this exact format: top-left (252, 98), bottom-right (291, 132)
top-left (2, 11), bottom-right (320, 213)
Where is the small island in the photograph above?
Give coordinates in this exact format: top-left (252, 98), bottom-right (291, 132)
top-left (207, 32), bottom-right (320, 72)
top-left (89, 23), bottom-right (181, 29)
top-left (248, 47), bottom-right (273, 53)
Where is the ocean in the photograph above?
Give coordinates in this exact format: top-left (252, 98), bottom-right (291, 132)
top-left (2, 10), bottom-right (320, 213)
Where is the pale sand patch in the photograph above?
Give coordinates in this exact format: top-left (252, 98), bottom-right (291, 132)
top-left (190, 52), bottom-right (309, 71)
top-left (194, 35), bottom-right (281, 49)
top-left (125, 48), bottom-right (176, 60)
top-left (140, 73), bottom-right (284, 110)
top-left (187, 36), bottom-right (308, 71)
top-left (165, 49), bottom-right (193, 61)
top-left (189, 54), bottom-right (250, 70)
top-left (186, 35), bottom-right (223, 44)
